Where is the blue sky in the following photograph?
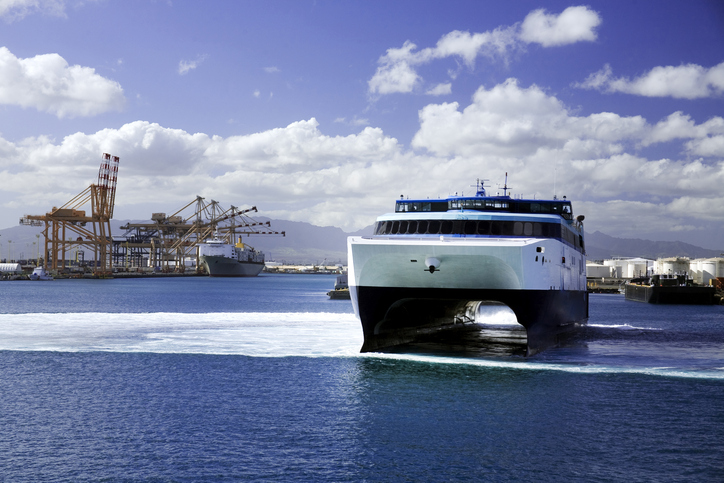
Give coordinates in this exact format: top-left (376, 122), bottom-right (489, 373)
top-left (1, 0), bottom-right (723, 249)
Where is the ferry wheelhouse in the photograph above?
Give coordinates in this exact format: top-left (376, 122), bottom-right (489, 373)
top-left (347, 178), bottom-right (588, 355)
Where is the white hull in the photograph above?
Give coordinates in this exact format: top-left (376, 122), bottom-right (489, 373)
top-left (348, 236), bottom-right (586, 297)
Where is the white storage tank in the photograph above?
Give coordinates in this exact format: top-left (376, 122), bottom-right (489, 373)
top-left (586, 263), bottom-right (612, 278)
top-left (655, 257), bottom-right (690, 275)
top-left (603, 259), bottom-right (622, 278)
top-left (700, 258), bottom-right (721, 285)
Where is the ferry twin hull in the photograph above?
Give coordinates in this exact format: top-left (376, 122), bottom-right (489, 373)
top-left (349, 237), bottom-right (589, 356)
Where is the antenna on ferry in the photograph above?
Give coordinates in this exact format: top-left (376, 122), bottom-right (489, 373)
top-left (499, 172), bottom-right (511, 197)
top-left (473, 178), bottom-right (488, 197)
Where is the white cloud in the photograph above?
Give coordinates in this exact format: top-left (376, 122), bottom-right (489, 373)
top-left (519, 6), bottom-right (601, 47)
top-left (368, 41), bottom-right (422, 95)
top-left (426, 83), bottom-right (452, 96)
top-left (178, 54), bottom-right (208, 75)
top-left (576, 62), bottom-right (724, 99)
top-left (368, 6), bottom-right (600, 96)
top-left (0, 0), bottom-right (65, 21)
top-left (264, 66), bottom-right (280, 73)
top-left (0, 47), bottom-right (125, 118)
top-left (1, 79), bottom-right (722, 244)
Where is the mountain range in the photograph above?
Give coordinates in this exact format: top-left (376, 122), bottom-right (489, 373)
top-left (0, 221), bottom-right (721, 264)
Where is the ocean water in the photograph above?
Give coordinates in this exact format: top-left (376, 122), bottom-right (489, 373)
top-left (1, 275), bottom-right (723, 482)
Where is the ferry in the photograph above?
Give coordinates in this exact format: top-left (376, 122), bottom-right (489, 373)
top-left (347, 177), bottom-right (588, 355)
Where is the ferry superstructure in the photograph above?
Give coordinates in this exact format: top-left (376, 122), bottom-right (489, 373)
top-left (347, 179), bottom-right (588, 355)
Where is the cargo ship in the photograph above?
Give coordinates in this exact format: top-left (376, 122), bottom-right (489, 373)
top-left (198, 236), bottom-right (265, 277)
top-left (347, 177), bottom-right (588, 356)
top-left (625, 274), bottom-right (716, 304)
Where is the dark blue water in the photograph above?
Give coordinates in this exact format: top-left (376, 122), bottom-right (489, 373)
top-left (1, 275), bottom-right (723, 481)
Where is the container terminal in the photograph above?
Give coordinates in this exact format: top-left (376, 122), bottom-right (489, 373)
top-left (11, 153), bottom-right (283, 279)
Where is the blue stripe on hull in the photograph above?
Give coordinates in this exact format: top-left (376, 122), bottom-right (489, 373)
top-left (355, 286), bottom-right (588, 356)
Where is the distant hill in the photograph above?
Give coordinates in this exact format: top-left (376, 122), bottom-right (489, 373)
top-left (0, 219), bottom-right (374, 265)
top-left (586, 231), bottom-right (722, 261)
top-left (2, 223), bottom-right (720, 265)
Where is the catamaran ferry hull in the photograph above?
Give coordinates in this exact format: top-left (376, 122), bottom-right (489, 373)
top-left (348, 235), bottom-right (588, 355)
top-left (352, 285), bottom-right (588, 355)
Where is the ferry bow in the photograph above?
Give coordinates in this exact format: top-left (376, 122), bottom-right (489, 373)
top-left (347, 178), bottom-right (588, 356)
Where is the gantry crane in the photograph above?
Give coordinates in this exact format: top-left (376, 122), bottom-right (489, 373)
top-left (20, 153), bottom-right (120, 276)
top-left (116, 196), bottom-right (284, 272)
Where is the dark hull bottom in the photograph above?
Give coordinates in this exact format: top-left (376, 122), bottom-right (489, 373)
top-left (355, 287), bottom-right (589, 356)
top-left (625, 284), bottom-right (716, 304)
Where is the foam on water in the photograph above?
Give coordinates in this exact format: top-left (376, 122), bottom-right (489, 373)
top-left (2, 311), bottom-right (722, 380)
top-left (0, 312), bottom-right (363, 357)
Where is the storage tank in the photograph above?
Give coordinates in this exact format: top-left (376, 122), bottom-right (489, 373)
top-left (630, 261), bottom-right (649, 278)
top-left (586, 263), bottom-right (612, 278)
top-left (603, 259), bottom-right (623, 278)
top-left (690, 259), bottom-right (703, 284)
top-left (655, 257), bottom-right (690, 275)
top-left (700, 259), bottom-right (720, 285)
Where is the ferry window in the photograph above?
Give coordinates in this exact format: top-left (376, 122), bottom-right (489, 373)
top-left (491, 221), bottom-right (502, 235)
top-left (441, 220), bottom-right (453, 234)
top-left (431, 202), bottom-right (447, 212)
top-left (399, 221), bottom-right (408, 234)
top-left (408, 221), bottom-right (417, 234)
top-left (385, 221), bottom-right (393, 234)
top-left (539, 203), bottom-right (551, 213)
top-left (514, 222), bottom-right (523, 235)
top-left (561, 203), bottom-right (572, 220)
top-left (517, 202), bottom-right (530, 213)
top-left (417, 220), bottom-right (428, 234)
top-left (524, 222), bottom-right (533, 236)
top-left (464, 221), bottom-right (477, 235)
top-left (449, 200), bottom-right (460, 210)
top-left (533, 223), bottom-right (542, 236)
top-left (392, 221), bottom-right (400, 234)
top-left (374, 222), bottom-right (383, 234)
top-left (478, 221), bottom-right (490, 235)
top-left (531, 203), bottom-right (540, 213)
top-left (502, 221), bottom-right (514, 235)
top-left (395, 203), bottom-right (406, 213)
top-left (428, 220), bottom-right (440, 234)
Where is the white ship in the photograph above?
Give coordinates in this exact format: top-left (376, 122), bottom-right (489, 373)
top-left (347, 177), bottom-right (588, 355)
top-left (30, 266), bottom-right (53, 281)
top-left (198, 236), bottom-right (265, 277)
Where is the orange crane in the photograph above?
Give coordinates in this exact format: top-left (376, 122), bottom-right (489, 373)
top-left (20, 153), bottom-right (120, 276)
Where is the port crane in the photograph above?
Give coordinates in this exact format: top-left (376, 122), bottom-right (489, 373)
top-left (20, 153), bottom-right (119, 276)
top-left (116, 197), bottom-right (284, 272)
